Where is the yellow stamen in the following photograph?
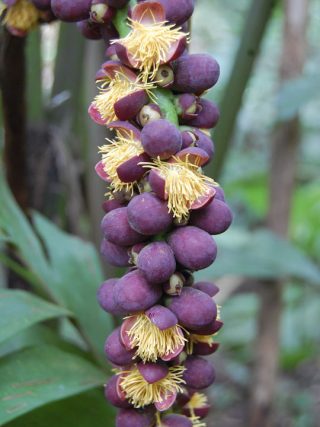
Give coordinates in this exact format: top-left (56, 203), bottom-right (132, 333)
top-left (93, 72), bottom-right (154, 124)
top-left (187, 333), bottom-right (216, 355)
top-left (119, 365), bottom-right (185, 408)
top-left (125, 313), bottom-right (187, 362)
top-left (189, 408), bottom-right (207, 427)
top-left (99, 131), bottom-right (144, 194)
top-left (143, 157), bottom-right (217, 220)
top-left (156, 412), bottom-right (163, 426)
top-left (113, 17), bottom-right (187, 82)
top-left (186, 392), bottom-right (208, 410)
top-left (3, 0), bottom-right (39, 32)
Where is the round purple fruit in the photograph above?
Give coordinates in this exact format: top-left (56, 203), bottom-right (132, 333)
top-left (141, 119), bottom-right (182, 160)
top-left (168, 226), bottom-right (217, 271)
top-left (190, 199), bottom-right (233, 235)
top-left (113, 270), bottom-right (162, 312)
top-left (127, 193), bottom-right (173, 236)
top-left (183, 356), bottom-right (215, 389)
top-left (137, 242), bottom-right (176, 284)
top-left (51, 0), bottom-right (91, 22)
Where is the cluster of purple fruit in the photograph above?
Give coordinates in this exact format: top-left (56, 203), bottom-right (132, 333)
top-left (89, 2), bottom-right (233, 426)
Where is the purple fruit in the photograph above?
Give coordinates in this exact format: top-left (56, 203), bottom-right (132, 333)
top-left (104, 327), bottom-right (136, 366)
top-left (77, 19), bottom-right (102, 40)
top-left (214, 186), bottom-right (225, 201)
top-left (102, 198), bottom-right (126, 214)
top-left (105, 375), bottom-right (131, 408)
top-left (127, 193), bottom-right (173, 236)
top-left (193, 281), bottom-right (219, 297)
top-left (97, 279), bottom-right (128, 316)
top-left (141, 119), bottom-right (182, 160)
top-left (166, 287), bottom-right (217, 330)
top-left (101, 207), bottom-right (147, 246)
top-left (51, 0), bottom-right (91, 22)
top-left (168, 226), bottom-right (217, 271)
top-left (106, 0), bottom-right (129, 8)
top-left (138, 0), bottom-right (194, 25)
top-left (138, 362), bottom-right (168, 383)
top-left (137, 242), bottom-right (176, 284)
top-left (162, 414), bottom-right (193, 427)
top-left (100, 238), bottom-right (130, 267)
top-left (193, 341), bottom-right (220, 356)
top-left (145, 305), bottom-right (178, 330)
top-left (116, 408), bottom-right (155, 427)
top-left (190, 199), bottom-right (233, 235)
top-left (113, 270), bottom-right (162, 312)
top-left (183, 356), bottom-right (215, 389)
top-left (173, 54), bottom-right (220, 94)
top-left (182, 99), bottom-right (220, 129)
top-left (31, 0), bottom-right (51, 10)
top-left (190, 319), bottom-right (223, 336)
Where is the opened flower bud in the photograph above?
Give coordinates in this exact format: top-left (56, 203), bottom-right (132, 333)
top-left (121, 306), bottom-right (186, 362)
top-left (137, 103), bottom-right (162, 127)
top-left (119, 362), bottom-right (185, 409)
top-left (104, 327), bottom-right (136, 366)
top-left (105, 375), bottom-right (131, 408)
top-left (113, 1), bottom-right (187, 82)
top-left (2, 0), bottom-right (40, 36)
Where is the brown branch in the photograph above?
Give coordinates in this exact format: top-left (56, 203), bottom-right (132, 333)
top-left (0, 29), bottom-right (27, 211)
top-left (249, 1), bottom-right (309, 426)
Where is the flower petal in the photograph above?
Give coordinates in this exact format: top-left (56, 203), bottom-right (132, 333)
top-left (132, 1), bottom-right (165, 24)
top-left (114, 89), bottom-right (148, 121)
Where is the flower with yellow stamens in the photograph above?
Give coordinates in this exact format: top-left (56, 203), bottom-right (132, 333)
top-left (183, 393), bottom-right (210, 426)
top-left (89, 61), bottom-right (154, 125)
top-left (2, 0), bottom-right (40, 36)
top-left (112, 1), bottom-right (187, 82)
top-left (119, 362), bottom-right (185, 410)
top-left (121, 307), bottom-right (187, 363)
top-left (146, 157), bottom-right (217, 220)
top-left (99, 126), bottom-right (149, 194)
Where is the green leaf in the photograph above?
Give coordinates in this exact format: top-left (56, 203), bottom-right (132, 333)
top-left (277, 75), bottom-right (320, 121)
top-left (5, 389), bottom-right (115, 427)
top-left (0, 173), bottom-right (113, 363)
top-left (196, 227), bottom-right (320, 285)
top-left (0, 290), bottom-right (70, 345)
top-left (32, 213), bottom-right (111, 363)
top-left (0, 346), bottom-right (105, 425)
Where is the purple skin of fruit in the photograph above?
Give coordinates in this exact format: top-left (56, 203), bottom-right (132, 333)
top-left (166, 287), bottom-right (217, 330)
top-left (162, 414), bottom-right (193, 427)
top-left (100, 238), bottom-right (130, 267)
top-left (51, 0), bottom-right (91, 22)
top-left (106, 0), bottom-right (129, 8)
top-left (190, 319), bottom-right (223, 336)
top-left (168, 226), bottom-right (217, 271)
top-left (97, 278), bottom-right (128, 316)
top-left (127, 193), bottom-right (173, 235)
top-left (137, 242), bottom-right (176, 284)
top-left (105, 375), bottom-right (131, 409)
top-left (116, 408), bottom-right (155, 427)
top-left (138, 0), bottom-right (194, 25)
top-left (101, 207), bottom-right (147, 246)
top-left (104, 327), bottom-right (136, 366)
top-left (183, 356), bottom-right (215, 390)
top-left (193, 341), bottom-right (220, 356)
top-left (31, 0), bottom-right (51, 10)
top-left (77, 20), bottom-right (102, 40)
top-left (102, 198), bottom-right (126, 214)
top-left (145, 305), bottom-right (178, 330)
top-left (193, 281), bottom-right (220, 298)
top-left (181, 98), bottom-right (220, 129)
top-left (190, 199), bottom-right (233, 235)
top-left (138, 362), bottom-right (169, 384)
top-left (116, 152), bottom-right (150, 183)
top-left (173, 54), bottom-right (220, 93)
top-left (114, 90), bottom-right (149, 121)
top-left (113, 269), bottom-right (162, 312)
top-left (141, 119), bottom-right (182, 160)
top-left (214, 186), bottom-right (225, 201)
